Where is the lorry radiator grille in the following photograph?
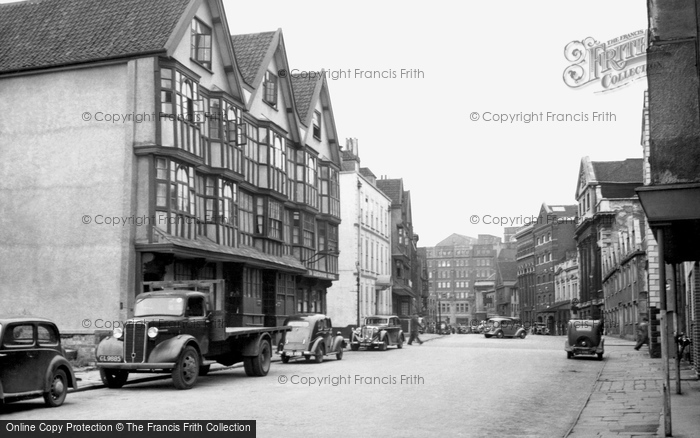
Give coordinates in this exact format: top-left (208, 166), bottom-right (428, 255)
top-left (124, 322), bottom-right (147, 363)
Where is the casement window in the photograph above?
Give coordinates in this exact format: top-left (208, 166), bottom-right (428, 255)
top-left (319, 165), bottom-right (340, 218)
top-left (191, 19), bottom-right (212, 68)
top-left (312, 110), bottom-right (321, 139)
top-left (196, 177), bottom-right (237, 247)
top-left (263, 71), bottom-right (278, 106)
top-left (239, 191), bottom-right (255, 246)
top-left (154, 158), bottom-right (196, 239)
top-left (206, 99), bottom-right (244, 173)
top-left (258, 129), bottom-right (287, 195)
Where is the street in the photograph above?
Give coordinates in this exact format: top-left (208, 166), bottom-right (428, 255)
top-left (1, 335), bottom-right (604, 438)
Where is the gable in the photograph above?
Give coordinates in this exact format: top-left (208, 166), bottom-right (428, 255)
top-left (575, 157), bottom-right (594, 199)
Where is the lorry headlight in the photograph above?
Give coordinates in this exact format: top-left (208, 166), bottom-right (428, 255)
top-left (147, 327), bottom-right (159, 339)
top-left (113, 328), bottom-right (123, 339)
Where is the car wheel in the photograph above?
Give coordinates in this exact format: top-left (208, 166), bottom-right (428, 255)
top-left (281, 355), bottom-right (290, 364)
top-left (379, 339), bottom-right (387, 351)
top-left (519, 332), bottom-right (527, 339)
top-left (597, 353), bottom-right (603, 361)
top-left (567, 351), bottom-right (573, 359)
top-left (172, 346), bottom-right (200, 389)
top-left (336, 345), bottom-right (343, 361)
top-left (350, 344), bottom-right (360, 352)
top-left (496, 331), bottom-right (504, 339)
top-left (99, 368), bottom-right (129, 389)
top-left (397, 335), bottom-right (404, 349)
top-left (315, 344), bottom-right (325, 364)
top-left (44, 369), bottom-right (67, 407)
top-left (198, 365), bottom-right (211, 376)
top-left (250, 339), bottom-right (272, 375)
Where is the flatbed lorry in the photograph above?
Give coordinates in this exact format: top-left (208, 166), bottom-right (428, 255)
top-left (95, 281), bottom-right (289, 390)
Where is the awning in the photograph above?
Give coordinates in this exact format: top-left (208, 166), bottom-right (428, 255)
top-left (136, 229), bottom-right (307, 274)
top-left (540, 301), bottom-right (571, 313)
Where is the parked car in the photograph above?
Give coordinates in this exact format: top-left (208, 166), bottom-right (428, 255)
top-left (533, 322), bottom-right (550, 335)
top-left (417, 317), bottom-right (426, 334)
top-left (0, 317), bottom-right (78, 408)
top-left (437, 321), bottom-right (451, 335)
top-left (277, 314), bottom-right (345, 363)
top-left (565, 319), bottom-right (604, 360)
top-left (351, 315), bottom-right (405, 351)
top-left (483, 317), bottom-right (527, 339)
top-left (457, 324), bottom-right (469, 334)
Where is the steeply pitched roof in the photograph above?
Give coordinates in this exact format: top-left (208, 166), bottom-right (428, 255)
top-left (496, 260), bottom-right (518, 283)
top-left (0, 0), bottom-right (191, 74)
top-left (376, 179), bottom-right (403, 205)
top-left (230, 31), bottom-right (276, 86)
top-left (591, 159), bottom-right (643, 183)
top-left (290, 73), bottom-right (317, 125)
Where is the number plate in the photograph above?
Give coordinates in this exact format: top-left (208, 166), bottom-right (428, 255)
top-left (98, 355), bottom-right (123, 362)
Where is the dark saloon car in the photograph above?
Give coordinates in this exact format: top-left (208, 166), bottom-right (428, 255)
top-left (351, 315), bottom-right (405, 350)
top-left (565, 319), bottom-right (604, 360)
top-left (0, 317), bottom-right (78, 408)
top-left (483, 317), bottom-right (527, 339)
top-left (277, 314), bottom-right (345, 363)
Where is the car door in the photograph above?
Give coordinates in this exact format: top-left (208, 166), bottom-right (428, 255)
top-left (36, 323), bottom-right (61, 383)
top-left (317, 318), bottom-right (331, 353)
top-left (0, 323), bottom-right (42, 394)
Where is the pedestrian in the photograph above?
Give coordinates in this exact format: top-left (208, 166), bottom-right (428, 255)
top-left (634, 317), bottom-right (649, 351)
top-left (408, 313), bottom-right (424, 345)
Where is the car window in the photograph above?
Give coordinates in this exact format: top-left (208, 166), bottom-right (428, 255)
top-left (288, 321), bottom-right (310, 327)
top-left (186, 297), bottom-right (205, 317)
top-left (38, 324), bottom-right (59, 346)
top-left (3, 324), bottom-right (35, 347)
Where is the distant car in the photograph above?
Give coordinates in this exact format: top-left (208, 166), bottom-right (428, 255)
top-left (483, 317), bottom-right (527, 339)
top-left (351, 316), bottom-right (405, 351)
top-left (437, 321), bottom-right (451, 335)
top-left (278, 314), bottom-right (345, 363)
top-left (0, 317), bottom-right (78, 408)
top-left (417, 317), bottom-right (426, 334)
top-left (457, 324), bottom-right (469, 334)
top-left (533, 323), bottom-right (550, 335)
top-left (565, 319), bottom-right (604, 360)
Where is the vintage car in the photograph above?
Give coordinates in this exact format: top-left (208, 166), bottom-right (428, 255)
top-left (277, 314), bottom-right (345, 363)
top-left (533, 322), bottom-right (550, 335)
top-left (483, 317), bottom-right (527, 339)
top-left (437, 321), bottom-right (451, 335)
top-left (565, 319), bottom-right (604, 360)
top-left (351, 315), bottom-right (405, 351)
top-left (457, 324), bottom-right (469, 334)
top-left (0, 317), bottom-right (78, 407)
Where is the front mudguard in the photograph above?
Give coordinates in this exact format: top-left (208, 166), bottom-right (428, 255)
top-left (96, 336), bottom-right (123, 358)
top-left (148, 335), bottom-right (199, 363)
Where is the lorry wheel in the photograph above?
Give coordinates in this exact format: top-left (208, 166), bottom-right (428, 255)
top-left (43, 369), bottom-right (67, 407)
top-left (243, 357), bottom-right (254, 376)
top-left (198, 365), bottom-right (211, 376)
top-left (172, 346), bottom-right (200, 390)
top-left (315, 344), bottom-right (325, 363)
top-left (249, 339), bottom-right (272, 376)
top-left (100, 368), bottom-right (129, 389)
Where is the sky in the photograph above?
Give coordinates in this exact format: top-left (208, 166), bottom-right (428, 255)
top-left (221, 0), bottom-right (648, 247)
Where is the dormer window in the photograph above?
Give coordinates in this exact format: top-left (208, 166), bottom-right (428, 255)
top-left (312, 110), bottom-right (321, 139)
top-left (191, 19), bottom-right (212, 69)
top-left (263, 71), bottom-right (278, 106)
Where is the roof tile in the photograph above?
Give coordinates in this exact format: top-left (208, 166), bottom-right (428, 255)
top-left (230, 31), bottom-right (276, 86)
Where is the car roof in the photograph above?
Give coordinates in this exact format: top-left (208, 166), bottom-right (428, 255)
top-left (137, 290), bottom-right (207, 299)
top-left (366, 315), bottom-right (397, 318)
top-left (0, 316), bottom-right (55, 325)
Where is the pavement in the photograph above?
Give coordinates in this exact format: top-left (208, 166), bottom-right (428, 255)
top-left (70, 332), bottom-right (446, 391)
top-left (566, 337), bottom-right (700, 438)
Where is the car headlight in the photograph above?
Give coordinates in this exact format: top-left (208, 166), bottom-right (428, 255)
top-left (113, 328), bottom-right (123, 339)
top-left (147, 327), bottom-right (159, 339)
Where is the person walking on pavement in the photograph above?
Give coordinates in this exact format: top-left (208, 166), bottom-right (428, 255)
top-left (634, 317), bottom-right (649, 350)
top-left (408, 313), bottom-right (424, 345)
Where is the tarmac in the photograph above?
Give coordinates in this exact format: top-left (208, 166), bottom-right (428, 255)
top-left (71, 334), bottom-right (699, 437)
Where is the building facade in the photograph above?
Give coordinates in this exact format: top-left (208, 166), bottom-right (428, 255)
top-left (575, 158), bottom-right (643, 321)
top-left (0, 0), bottom-right (341, 359)
top-left (552, 253), bottom-right (578, 334)
top-left (376, 178), bottom-right (420, 318)
top-left (326, 139), bottom-right (392, 328)
top-left (515, 224), bottom-right (536, 324)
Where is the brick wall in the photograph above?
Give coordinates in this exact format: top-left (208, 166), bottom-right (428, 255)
top-left (61, 330), bottom-right (111, 367)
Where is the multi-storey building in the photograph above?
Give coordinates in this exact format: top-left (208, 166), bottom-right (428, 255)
top-left (326, 139), bottom-right (392, 328)
top-left (424, 233), bottom-right (510, 325)
top-left (0, 0), bottom-right (341, 358)
top-left (551, 252), bottom-right (578, 334)
top-left (494, 250), bottom-right (518, 318)
top-left (531, 203), bottom-right (577, 328)
top-left (376, 178), bottom-right (420, 318)
top-left (600, 206), bottom-right (647, 340)
top-left (515, 224), bottom-right (536, 324)
top-left (575, 158), bottom-right (643, 321)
